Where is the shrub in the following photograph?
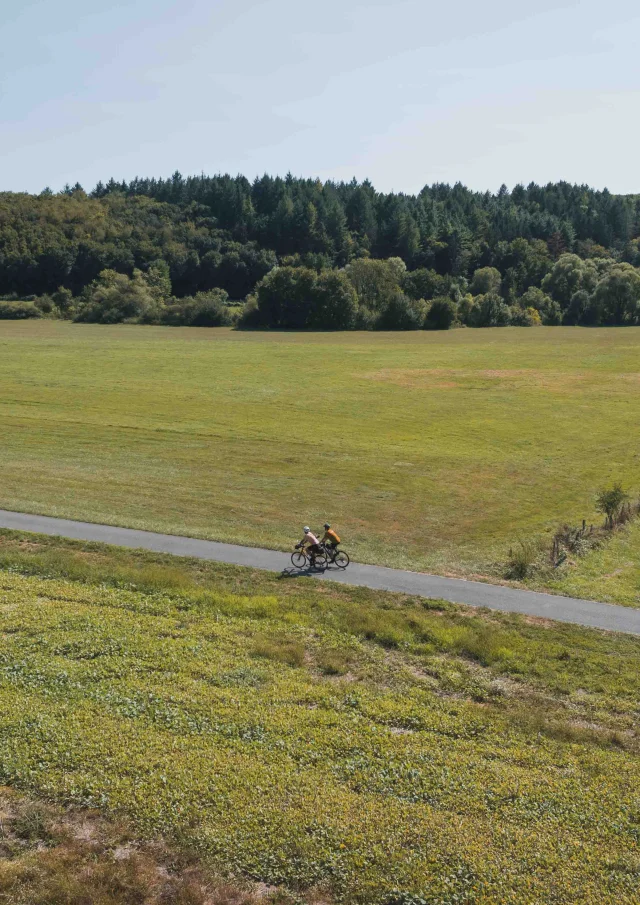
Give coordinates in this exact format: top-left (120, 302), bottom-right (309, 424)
top-left (354, 305), bottom-right (378, 330)
top-left (424, 296), bottom-right (456, 330)
top-left (144, 259), bottom-right (172, 302)
top-left (345, 258), bottom-right (404, 311)
top-left (456, 294), bottom-right (474, 324)
top-left (551, 522), bottom-right (599, 563)
top-left (250, 266), bottom-right (317, 328)
top-left (52, 286), bottom-right (75, 318)
top-left (237, 294), bottom-right (262, 328)
top-left (505, 539), bottom-right (540, 579)
top-left (595, 483), bottom-right (630, 529)
top-left (375, 290), bottom-right (426, 330)
top-left (34, 294), bottom-right (57, 315)
top-left (160, 290), bottom-right (231, 327)
top-left (0, 300), bottom-right (42, 319)
top-left (75, 269), bottom-right (161, 324)
top-left (307, 270), bottom-right (358, 329)
top-left (468, 292), bottom-right (511, 327)
top-left (248, 266), bottom-right (357, 330)
top-left (563, 289), bottom-right (600, 325)
top-left (518, 286), bottom-right (561, 324)
top-left (509, 305), bottom-right (542, 326)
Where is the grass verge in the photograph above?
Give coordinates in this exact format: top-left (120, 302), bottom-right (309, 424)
top-left (0, 531), bottom-right (639, 902)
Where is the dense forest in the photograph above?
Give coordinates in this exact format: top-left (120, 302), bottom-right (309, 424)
top-left (1, 174), bottom-right (640, 328)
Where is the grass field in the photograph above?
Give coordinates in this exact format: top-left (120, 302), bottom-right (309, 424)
top-left (1, 321), bottom-right (639, 604)
top-left (0, 533), bottom-right (639, 903)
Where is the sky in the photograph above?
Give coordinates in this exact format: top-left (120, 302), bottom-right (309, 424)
top-left (1, 0), bottom-right (639, 195)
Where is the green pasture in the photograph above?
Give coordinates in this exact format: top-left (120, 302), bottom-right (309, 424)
top-left (0, 321), bottom-right (639, 603)
top-left (0, 535), bottom-right (639, 903)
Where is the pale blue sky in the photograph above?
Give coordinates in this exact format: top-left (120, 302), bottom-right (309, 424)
top-left (1, 0), bottom-right (639, 194)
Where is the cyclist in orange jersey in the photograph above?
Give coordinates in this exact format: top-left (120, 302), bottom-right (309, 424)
top-left (322, 523), bottom-right (341, 553)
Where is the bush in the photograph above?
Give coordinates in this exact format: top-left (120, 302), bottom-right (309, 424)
top-left (505, 539), bottom-right (540, 579)
top-left (375, 290), bottom-right (426, 330)
top-left (563, 289), bottom-right (600, 325)
top-left (307, 270), bottom-right (358, 329)
top-left (160, 290), bottom-right (231, 327)
top-left (237, 294), bottom-right (262, 328)
top-left (509, 305), bottom-right (542, 326)
top-left (345, 258), bottom-right (404, 311)
top-left (0, 300), bottom-right (42, 319)
top-left (518, 286), bottom-right (561, 325)
top-left (468, 292), bottom-right (511, 327)
top-left (75, 270), bottom-right (161, 324)
top-left (424, 296), bottom-right (456, 330)
top-left (354, 305), bottom-right (378, 330)
top-left (144, 259), bottom-right (172, 302)
top-left (250, 267), bottom-right (316, 328)
top-left (52, 286), bottom-right (75, 318)
top-left (248, 266), bottom-right (357, 330)
top-left (34, 294), bottom-right (57, 315)
top-left (595, 483), bottom-right (630, 529)
top-left (456, 294), bottom-right (474, 324)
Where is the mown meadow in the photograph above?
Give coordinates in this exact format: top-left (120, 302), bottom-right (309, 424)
top-left (0, 532), bottom-right (639, 903)
top-left (0, 321), bottom-right (639, 604)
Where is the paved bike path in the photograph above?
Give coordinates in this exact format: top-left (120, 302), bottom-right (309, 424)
top-left (1, 509), bottom-right (639, 636)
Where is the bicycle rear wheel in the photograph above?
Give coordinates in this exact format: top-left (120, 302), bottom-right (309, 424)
top-left (333, 550), bottom-right (350, 569)
top-left (291, 551), bottom-right (307, 569)
top-left (311, 551), bottom-right (328, 570)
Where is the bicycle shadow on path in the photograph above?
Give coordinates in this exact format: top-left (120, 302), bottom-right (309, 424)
top-left (279, 565), bottom-right (336, 580)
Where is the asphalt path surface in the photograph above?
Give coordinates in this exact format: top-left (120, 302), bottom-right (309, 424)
top-left (1, 509), bottom-right (639, 636)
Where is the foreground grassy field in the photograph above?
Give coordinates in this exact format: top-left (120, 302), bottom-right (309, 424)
top-left (0, 531), bottom-right (639, 903)
top-left (1, 321), bottom-right (639, 604)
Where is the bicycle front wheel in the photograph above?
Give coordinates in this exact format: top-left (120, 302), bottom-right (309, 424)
top-left (291, 551), bottom-right (307, 569)
top-left (334, 550), bottom-right (350, 569)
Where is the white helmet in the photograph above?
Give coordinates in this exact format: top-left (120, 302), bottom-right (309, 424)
top-left (303, 526), bottom-right (310, 533)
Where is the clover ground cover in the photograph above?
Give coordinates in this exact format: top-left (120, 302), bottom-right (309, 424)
top-left (0, 535), bottom-right (638, 903)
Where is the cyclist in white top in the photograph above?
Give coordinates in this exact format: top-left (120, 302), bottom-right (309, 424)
top-left (297, 527), bottom-right (321, 564)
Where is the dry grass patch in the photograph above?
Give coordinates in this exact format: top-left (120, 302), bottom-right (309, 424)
top-left (362, 367), bottom-right (590, 392)
top-left (251, 637), bottom-right (306, 667)
top-left (0, 788), bottom-right (273, 905)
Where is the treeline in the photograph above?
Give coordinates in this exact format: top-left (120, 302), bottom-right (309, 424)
top-left (1, 173), bottom-right (640, 328)
top-left (6, 252), bottom-right (639, 331)
top-left (0, 191), bottom-right (275, 299)
top-left (243, 256), bottom-right (640, 329)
